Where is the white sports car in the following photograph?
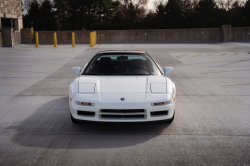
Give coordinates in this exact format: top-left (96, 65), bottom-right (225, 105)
top-left (69, 50), bottom-right (176, 123)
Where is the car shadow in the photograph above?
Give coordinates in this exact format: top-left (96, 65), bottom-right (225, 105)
top-left (8, 97), bottom-right (172, 149)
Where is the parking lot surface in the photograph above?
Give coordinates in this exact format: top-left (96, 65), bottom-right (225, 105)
top-left (0, 42), bottom-right (250, 165)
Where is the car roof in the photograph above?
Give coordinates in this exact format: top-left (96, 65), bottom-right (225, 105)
top-left (97, 50), bottom-right (146, 54)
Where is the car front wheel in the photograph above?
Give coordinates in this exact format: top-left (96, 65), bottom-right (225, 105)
top-left (71, 114), bottom-right (79, 123)
top-left (164, 111), bottom-right (175, 123)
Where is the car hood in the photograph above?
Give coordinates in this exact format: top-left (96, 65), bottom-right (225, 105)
top-left (78, 76), bottom-right (167, 93)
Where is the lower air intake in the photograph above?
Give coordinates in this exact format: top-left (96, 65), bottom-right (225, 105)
top-left (101, 109), bottom-right (145, 113)
top-left (77, 110), bottom-right (95, 116)
top-left (151, 110), bottom-right (168, 116)
top-left (101, 114), bottom-right (144, 119)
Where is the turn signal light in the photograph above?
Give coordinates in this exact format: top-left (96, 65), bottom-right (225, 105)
top-left (75, 101), bottom-right (95, 106)
top-left (151, 100), bottom-right (172, 106)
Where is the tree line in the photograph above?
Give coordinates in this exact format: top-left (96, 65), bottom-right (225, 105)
top-left (23, 0), bottom-right (250, 31)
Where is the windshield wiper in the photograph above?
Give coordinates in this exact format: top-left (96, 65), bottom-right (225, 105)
top-left (123, 74), bottom-right (151, 75)
top-left (83, 72), bottom-right (105, 75)
top-left (84, 72), bottom-right (151, 75)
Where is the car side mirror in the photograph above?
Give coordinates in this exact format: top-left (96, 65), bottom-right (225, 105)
top-left (72, 67), bottom-right (81, 76)
top-left (163, 67), bottom-right (173, 76)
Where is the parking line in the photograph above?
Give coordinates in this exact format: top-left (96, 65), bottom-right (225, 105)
top-left (200, 69), bottom-right (250, 74)
top-left (176, 55), bottom-right (187, 58)
top-left (177, 54), bottom-right (202, 58)
top-left (207, 53), bottom-right (215, 56)
top-left (94, 44), bottom-right (101, 50)
top-left (1, 48), bottom-right (80, 54)
top-left (32, 55), bottom-right (73, 58)
top-left (0, 51), bottom-right (73, 58)
top-left (209, 53), bottom-right (226, 56)
top-left (186, 59), bottom-right (249, 65)
top-left (222, 83), bottom-right (250, 87)
top-left (192, 54), bottom-right (201, 57)
top-left (0, 69), bottom-right (49, 74)
top-left (0, 59), bottom-right (63, 65)
top-left (0, 83), bottom-right (28, 86)
top-left (207, 53), bottom-right (240, 57)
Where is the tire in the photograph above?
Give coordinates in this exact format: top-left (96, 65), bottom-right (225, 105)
top-left (168, 112), bottom-right (175, 123)
top-left (71, 114), bottom-right (79, 123)
top-left (163, 111), bottom-right (175, 123)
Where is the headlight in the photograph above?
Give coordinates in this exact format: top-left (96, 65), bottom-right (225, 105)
top-left (75, 101), bottom-right (95, 106)
top-left (151, 100), bottom-right (172, 106)
top-left (150, 83), bottom-right (167, 94)
top-left (79, 83), bottom-right (95, 94)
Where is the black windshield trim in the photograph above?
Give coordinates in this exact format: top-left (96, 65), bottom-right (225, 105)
top-left (82, 52), bottom-right (163, 76)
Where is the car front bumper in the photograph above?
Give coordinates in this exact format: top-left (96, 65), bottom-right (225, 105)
top-left (70, 93), bottom-right (175, 122)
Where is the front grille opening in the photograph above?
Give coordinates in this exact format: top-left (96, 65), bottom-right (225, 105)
top-left (77, 110), bottom-right (95, 116)
top-left (151, 111), bottom-right (168, 116)
top-left (101, 114), bottom-right (145, 119)
top-left (101, 109), bottom-right (145, 113)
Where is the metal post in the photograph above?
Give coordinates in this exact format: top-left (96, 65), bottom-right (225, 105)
top-left (31, 22), bottom-right (34, 43)
top-left (54, 32), bottom-right (57, 47)
top-left (35, 32), bottom-right (39, 47)
top-left (11, 18), bottom-right (14, 47)
top-left (72, 32), bottom-right (75, 47)
top-left (10, 18), bottom-right (13, 29)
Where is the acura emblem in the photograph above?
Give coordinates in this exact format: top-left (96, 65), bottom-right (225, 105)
top-left (121, 98), bottom-right (125, 101)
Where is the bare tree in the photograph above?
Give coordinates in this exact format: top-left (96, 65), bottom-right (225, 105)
top-left (22, 0), bottom-right (33, 15)
top-left (190, 0), bottom-right (199, 9)
top-left (120, 0), bottom-right (149, 18)
top-left (22, 0), bottom-right (54, 15)
top-left (153, 0), bottom-right (166, 11)
top-left (216, 0), bottom-right (225, 9)
top-left (216, 0), bottom-right (245, 10)
top-left (225, 0), bottom-right (234, 9)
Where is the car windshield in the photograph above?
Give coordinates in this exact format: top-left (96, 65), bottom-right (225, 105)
top-left (83, 53), bottom-right (162, 75)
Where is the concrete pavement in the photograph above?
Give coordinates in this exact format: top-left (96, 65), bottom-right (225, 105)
top-left (0, 42), bottom-right (250, 165)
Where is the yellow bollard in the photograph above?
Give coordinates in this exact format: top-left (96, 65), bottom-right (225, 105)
top-left (54, 32), bottom-right (57, 47)
top-left (90, 31), bottom-right (96, 47)
top-left (31, 27), bottom-right (34, 36)
top-left (35, 32), bottom-right (39, 47)
top-left (72, 32), bottom-right (75, 47)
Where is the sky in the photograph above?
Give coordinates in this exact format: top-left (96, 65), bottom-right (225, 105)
top-left (148, 0), bottom-right (155, 10)
top-left (148, 0), bottom-right (166, 11)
